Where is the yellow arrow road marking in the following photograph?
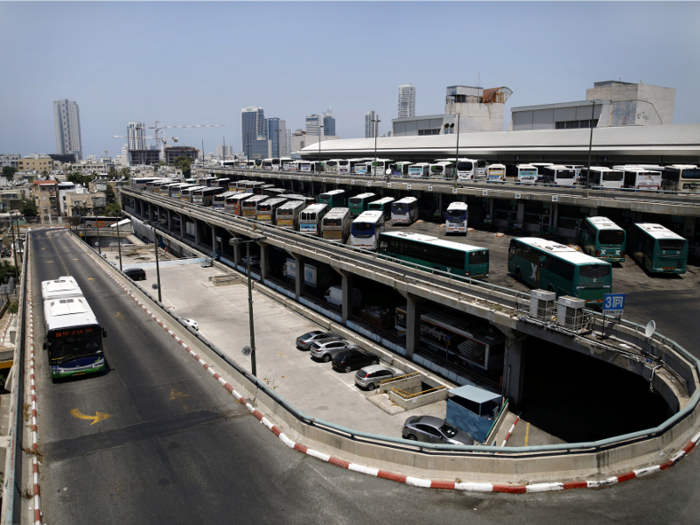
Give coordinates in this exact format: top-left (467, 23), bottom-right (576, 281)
top-left (70, 409), bottom-right (113, 425)
top-left (170, 388), bottom-right (189, 400)
top-left (88, 277), bottom-right (95, 280)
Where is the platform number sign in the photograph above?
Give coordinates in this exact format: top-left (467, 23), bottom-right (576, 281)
top-left (603, 293), bottom-right (625, 316)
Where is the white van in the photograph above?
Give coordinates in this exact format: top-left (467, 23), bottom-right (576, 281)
top-left (324, 285), bottom-right (362, 308)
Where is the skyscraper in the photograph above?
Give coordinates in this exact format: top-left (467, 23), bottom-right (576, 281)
top-left (323, 109), bottom-right (336, 137)
top-left (365, 111), bottom-right (378, 138)
top-left (267, 117), bottom-right (288, 157)
top-left (306, 110), bottom-right (335, 137)
top-left (53, 99), bottom-right (83, 160)
top-left (241, 107), bottom-right (266, 158)
top-left (127, 122), bottom-right (146, 151)
top-left (398, 84), bottom-right (416, 118)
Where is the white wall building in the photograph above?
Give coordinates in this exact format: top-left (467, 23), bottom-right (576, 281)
top-left (127, 122), bottom-right (147, 151)
top-left (53, 99), bottom-right (83, 160)
top-left (365, 111), bottom-right (379, 138)
top-left (398, 84), bottom-right (416, 119)
top-left (217, 144), bottom-right (233, 159)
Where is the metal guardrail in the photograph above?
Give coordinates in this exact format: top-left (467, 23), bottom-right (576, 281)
top-left (120, 190), bottom-right (700, 457)
top-left (391, 385), bottom-right (446, 400)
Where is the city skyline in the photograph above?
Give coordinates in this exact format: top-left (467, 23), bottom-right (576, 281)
top-left (1, 2), bottom-right (699, 158)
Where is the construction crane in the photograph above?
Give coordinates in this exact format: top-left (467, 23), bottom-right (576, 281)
top-left (113, 121), bottom-right (224, 155)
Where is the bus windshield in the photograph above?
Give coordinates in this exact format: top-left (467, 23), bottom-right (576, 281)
top-left (682, 169), bottom-right (700, 179)
top-left (659, 240), bottom-right (686, 251)
top-left (353, 222), bottom-right (374, 233)
top-left (579, 264), bottom-right (611, 279)
top-left (599, 230), bottom-right (625, 245)
top-left (324, 218), bottom-right (342, 226)
top-left (469, 250), bottom-right (489, 265)
top-left (447, 209), bottom-right (466, 220)
top-left (457, 161), bottom-right (473, 170)
top-left (48, 327), bottom-right (102, 364)
top-left (393, 203), bottom-right (409, 212)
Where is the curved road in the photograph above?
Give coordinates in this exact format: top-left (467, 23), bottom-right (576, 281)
top-left (32, 230), bottom-right (699, 524)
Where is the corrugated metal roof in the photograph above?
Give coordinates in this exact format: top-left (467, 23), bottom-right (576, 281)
top-left (301, 124), bottom-right (700, 157)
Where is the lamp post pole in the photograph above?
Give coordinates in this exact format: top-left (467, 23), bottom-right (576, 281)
top-left (10, 218), bottom-right (18, 270)
top-left (454, 116), bottom-right (461, 177)
top-left (116, 213), bottom-right (123, 272)
top-left (318, 125), bottom-right (324, 169)
top-left (372, 118), bottom-right (380, 176)
top-left (153, 227), bottom-right (161, 302)
top-left (245, 132), bottom-right (252, 162)
top-left (585, 101), bottom-right (596, 198)
top-left (96, 217), bottom-right (101, 255)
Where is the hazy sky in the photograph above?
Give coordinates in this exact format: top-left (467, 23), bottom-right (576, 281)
top-left (1, 2), bottom-right (699, 158)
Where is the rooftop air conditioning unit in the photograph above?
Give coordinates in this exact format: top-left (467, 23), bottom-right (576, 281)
top-left (530, 289), bottom-right (556, 320)
top-left (557, 296), bottom-right (586, 330)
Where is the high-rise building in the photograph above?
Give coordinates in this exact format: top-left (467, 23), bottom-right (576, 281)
top-left (398, 84), bottom-right (416, 118)
top-left (306, 110), bottom-right (335, 137)
top-left (53, 99), bottom-right (83, 160)
top-left (267, 117), bottom-right (288, 157)
top-left (217, 144), bottom-right (233, 159)
top-left (365, 111), bottom-right (378, 138)
top-left (323, 109), bottom-right (336, 137)
top-left (127, 122), bottom-right (146, 151)
top-left (241, 107), bottom-right (266, 158)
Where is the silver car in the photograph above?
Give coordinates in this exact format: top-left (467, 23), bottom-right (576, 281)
top-left (402, 416), bottom-right (474, 446)
top-left (310, 339), bottom-right (357, 362)
top-left (296, 331), bottom-right (342, 350)
top-left (354, 365), bottom-right (403, 391)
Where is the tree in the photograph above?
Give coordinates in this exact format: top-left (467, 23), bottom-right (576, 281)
top-left (2, 166), bottom-right (17, 182)
top-left (67, 172), bottom-right (94, 186)
top-left (104, 184), bottom-right (117, 204)
top-left (0, 261), bottom-right (19, 284)
top-left (119, 167), bottom-right (131, 179)
top-left (20, 199), bottom-right (38, 217)
top-left (41, 170), bottom-right (48, 180)
top-left (174, 156), bottom-right (194, 177)
top-left (105, 203), bottom-right (121, 217)
top-left (108, 167), bottom-right (119, 179)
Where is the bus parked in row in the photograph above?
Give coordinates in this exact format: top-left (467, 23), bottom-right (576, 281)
top-left (350, 210), bottom-right (385, 251)
top-left (299, 160), bottom-right (323, 173)
top-left (391, 196), bottom-right (419, 225)
top-left (168, 183), bottom-right (193, 199)
top-left (579, 217), bottom-right (626, 263)
top-left (241, 194), bottom-right (268, 217)
top-left (517, 164), bottom-right (538, 184)
top-left (245, 181), bottom-right (266, 194)
top-left (354, 161), bottom-right (371, 175)
top-left (508, 237), bottom-right (612, 305)
top-left (299, 203), bottom-right (328, 236)
top-left (321, 207), bottom-right (352, 243)
top-left (263, 187), bottom-right (288, 198)
top-left (130, 177), bottom-right (158, 190)
top-left (214, 178), bottom-right (230, 189)
top-left (584, 167), bottom-right (624, 189)
top-left (318, 189), bottom-right (346, 209)
top-left (280, 157), bottom-right (296, 171)
top-left (542, 165), bottom-right (577, 186)
top-left (445, 201), bottom-right (468, 235)
top-left (213, 190), bottom-right (240, 210)
top-left (408, 163), bottom-right (431, 179)
top-left (378, 231), bottom-right (489, 278)
top-left (614, 165), bottom-right (662, 191)
top-left (371, 158), bottom-right (394, 176)
top-left (660, 165), bottom-right (700, 192)
top-left (348, 192), bottom-right (376, 217)
top-left (231, 180), bottom-right (251, 191)
top-left (487, 164), bottom-right (506, 182)
top-left (627, 223), bottom-right (688, 274)
top-left (337, 159), bottom-right (368, 175)
top-left (429, 162), bottom-right (455, 180)
top-left (285, 194), bottom-right (316, 206)
top-left (389, 161), bottom-right (413, 177)
top-left (530, 163), bottom-right (553, 181)
top-left (180, 186), bottom-right (208, 202)
top-left (262, 158), bottom-right (280, 170)
top-left (256, 197), bottom-right (288, 223)
top-left (276, 200), bottom-right (306, 229)
top-left (193, 186), bottom-right (226, 206)
top-left (367, 197), bottom-right (395, 221)
top-left (225, 193), bottom-right (251, 215)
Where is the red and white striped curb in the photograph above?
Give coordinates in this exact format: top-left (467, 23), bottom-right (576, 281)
top-left (78, 237), bottom-right (700, 493)
top-left (501, 415), bottom-right (520, 447)
top-left (27, 262), bottom-right (43, 524)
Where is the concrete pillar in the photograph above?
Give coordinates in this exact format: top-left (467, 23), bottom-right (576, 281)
top-left (341, 271), bottom-right (354, 324)
top-left (232, 234), bottom-right (242, 266)
top-left (194, 219), bottom-right (200, 246)
top-left (211, 224), bottom-right (217, 253)
top-left (438, 193), bottom-right (443, 216)
top-left (259, 242), bottom-right (269, 281)
top-left (684, 215), bottom-right (696, 239)
top-left (503, 335), bottom-right (528, 408)
top-left (589, 206), bottom-right (598, 217)
top-left (552, 203), bottom-right (559, 231)
top-left (488, 198), bottom-right (495, 220)
top-left (405, 295), bottom-right (422, 360)
top-left (517, 202), bottom-right (525, 224)
top-left (167, 209), bottom-right (172, 232)
top-left (293, 254), bottom-right (304, 300)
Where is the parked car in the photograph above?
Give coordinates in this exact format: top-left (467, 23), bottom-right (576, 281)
top-left (182, 318), bottom-right (199, 331)
top-left (332, 349), bottom-right (379, 373)
top-left (296, 330), bottom-right (342, 350)
top-left (241, 255), bottom-right (260, 267)
top-left (402, 416), bottom-right (474, 446)
top-left (354, 364), bottom-right (402, 389)
top-left (123, 267), bottom-right (146, 281)
top-left (310, 339), bottom-right (357, 362)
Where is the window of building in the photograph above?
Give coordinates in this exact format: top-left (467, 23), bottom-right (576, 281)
top-left (555, 119), bottom-right (599, 129)
top-left (418, 129), bottom-right (440, 136)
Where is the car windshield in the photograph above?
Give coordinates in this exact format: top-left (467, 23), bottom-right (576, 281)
top-left (301, 331), bottom-right (320, 339)
top-left (440, 421), bottom-right (459, 438)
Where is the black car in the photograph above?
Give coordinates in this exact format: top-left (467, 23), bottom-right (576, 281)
top-left (332, 349), bottom-right (379, 373)
top-left (123, 267), bottom-right (146, 281)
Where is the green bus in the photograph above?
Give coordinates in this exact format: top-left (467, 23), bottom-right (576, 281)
top-left (579, 216), bottom-right (626, 263)
top-left (318, 189), bottom-right (347, 209)
top-left (627, 223), bottom-right (688, 274)
top-left (367, 197), bottom-right (395, 221)
top-left (508, 237), bottom-right (612, 305)
top-left (378, 231), bottom-right (489, 279)
top-left (348, 192), bottom-right (376, 217)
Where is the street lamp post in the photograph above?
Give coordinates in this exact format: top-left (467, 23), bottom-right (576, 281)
top-left (454, 116), bottom-right (461, 178)
top-left (116, 213), bottom-right (123, 272)
top-left (245, 132), bottom-right (252, 161)
top-left (585, 101), bottom-right (596, 198)
top-left (318, 125), bottom-right (324, 168)
top-left (145, 221), bottom-right (162, 303)
top-left (10, 218), bottom-right (18, 270)
top-left (372, 117), bottom-right (380, 176)
top-left (96, 217), bottom-right (101, 255)
top-left (228, 235), bottom-right (266, 377)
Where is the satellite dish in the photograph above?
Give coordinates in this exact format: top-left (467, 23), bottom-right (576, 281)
top-left (241, 345), bottom-right (252, 356)
top-left (645, 320), bottom-right (656, 338)
top-left (385, 169), bottom-right (391, 175)
top-left (94, 242), bottom-right (99, 247)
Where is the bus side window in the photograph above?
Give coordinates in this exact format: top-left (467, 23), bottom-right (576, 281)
top-left (539, 256), bottom-right (546, 268)
top-left (508, 244), bottom-right (516, 260)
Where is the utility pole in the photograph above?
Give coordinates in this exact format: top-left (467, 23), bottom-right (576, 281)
top-left (585, 101), bottom-right (596, 198)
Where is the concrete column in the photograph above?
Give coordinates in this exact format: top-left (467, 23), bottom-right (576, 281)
top-left (552, 203), bottom-right (559, 230)
top-left (340, 271), bottom-right (354, 324)
top-left (405, 295), bottom-right (422, 360)
top-left (211, 224), bottom-right (217, 253)
top-left (438, 193), bottom-right (443, 216)
top-left (684, 215), bottom-right (696, 239)
top-left (488, 198), bottom-right (495, 220)
top-left (293, 254), bottom-right (304, 300)
top-left (194, 219), bottom-right (200, 246)
top-left (259, 242), bottom-right (269, 281)
top-left (589, 206), bottom-right (598, 217)
top-left (517, 202), bottom-right (525, 224)
top-left (167, 209), bottom-right (172, 232)
top-left (503, 335), bottom-right (528, 408)
top-left (232, 233), bottom-right (242, 266)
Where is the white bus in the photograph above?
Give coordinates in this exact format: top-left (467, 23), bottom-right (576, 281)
top-left (542, 165), bottom-right (577, 186)
top-left (350, 210), bottom-right (385, 250)
top-left (41, 276), bottom-right (83, 301)
top-left (354, 161), bottom-right (371, 175)
top-left (245, 160), bottom-right (257, 169)
top-left (585, 167), bottom-right (624, 189)
top-left (262, 158), bottom-right (280, 170)
top-left (445, 201), bottom-right (468, 234)
top-left (391, 196), bottom-right (419, 225)
top-left (321, 207), bottom-right (352, 243)
top-left (323, 159), bottom-right (343, 173)
top-left (389, 161), bottom-right (413, 177)
top-left (429, 162), bottom-right (455, 180)
top-left (367, 196), bottom-right (395, 221)
top-left (517, 164), bottom-right (538, 184)
top-left (256, 197), bottom-right (288, 223)
top-left (213, 190), bottom-right (241, 210)
top-left (280, 157), bottom-right (296, 171)
top-left (530, 163), bottom-right (553, 182)
top-left (299, 160), bottom-right (323, 173)
top-left (408, 163), bottom-right (431, 179)
top-left (454, 158), bottom-right (478, 180)
top-left (614, 165), bottom-right (663, 190)
top-left (168, 183), bottom-right (194, 199)
top-left (487, 163), bottom-right (506, 181)
top-left (180, 185), bottom-right (208, 202)
top-left (276, 200), bottom-right (306, 229)
top-left (299, 203), bottom-right (329, 236)
top-left (240, 194), bottom-right (268, 217)
top-left (225, 192), bottom-right (252, 215)
top-left (661, 164), bottom-right (700, 192)
top-left (370, 158), bottom-right (394, 176)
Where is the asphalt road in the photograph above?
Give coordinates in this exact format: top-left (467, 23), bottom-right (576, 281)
top-left (30, 230), bottom-right (700, 524)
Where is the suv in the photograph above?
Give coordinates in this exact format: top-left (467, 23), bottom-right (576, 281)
top-left (332, 349), bottom-right (379, 373)
top-left (123, 268), bottom-right (146, 281)
top-left (354, 364), bottom-right (403, 390)
top-left (296, 331), bottom-right (342, 351)
top-left (310, 339), bottom-right (357, 362)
